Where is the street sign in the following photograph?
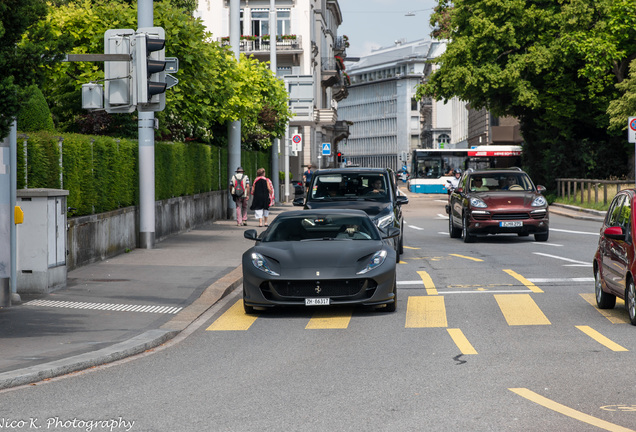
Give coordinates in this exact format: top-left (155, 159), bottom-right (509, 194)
top-left (322, 143), bottom-right (331, 156)
top-left (629, 117), bottom-right (636, 143)
top-left (291, 134), bottom-right (302, 152)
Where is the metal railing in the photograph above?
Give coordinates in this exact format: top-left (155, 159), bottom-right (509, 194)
top-left (219, 35), bottom-right (301, 52)
top-left (556, 178), bottom-right (635, 205)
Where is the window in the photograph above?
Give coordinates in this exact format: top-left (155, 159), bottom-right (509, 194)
top-left (607, 195), bottom-right (626, 226)
top-left (251, 10), bottom-right (269, 36)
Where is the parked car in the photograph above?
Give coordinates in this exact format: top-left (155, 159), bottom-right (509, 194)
top-left (242, 209), bottom-right (399, 313)
top-left (593, 189), bottom-right (636, 325)
top-left (296, 167), bottom-right (408, 260)
top-left (446, 168), bottom-right (549, 242)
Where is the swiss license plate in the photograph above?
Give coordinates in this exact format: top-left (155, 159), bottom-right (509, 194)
top-left (305, 298), bottom-right (330, 306)
top-left (500, 221), bottom-right (523, 228)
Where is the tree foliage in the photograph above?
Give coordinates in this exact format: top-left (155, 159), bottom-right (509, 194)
top-left (24, 0), bottom-right (291, 149)
top-left (0, 0), bottom-right (71, 139)
top-left (420, 0), bottom-right (636, 186)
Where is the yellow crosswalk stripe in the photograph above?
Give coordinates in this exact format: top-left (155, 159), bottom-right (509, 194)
top-left (306, 309), bottom-right (352, 329)
top-left (417, 270), bottom-right (437, 295)
top-left (494, 294), bottom-right (551, 326)
top-left (503, 269), bottom-right (543, 293)
top-left (405, 296), bottom-right (447, 328)
top-left (447, 328), bottom-right (478, 354)
top-left (206, 300), bottom-right (258, 331)
top-left (576, 325), bottom-right (628, 352)
top-left (579, 293), bottom-right (629, 324)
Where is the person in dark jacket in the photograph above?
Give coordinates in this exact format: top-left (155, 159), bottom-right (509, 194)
top-left (250, 168), bottom-right (274, 227)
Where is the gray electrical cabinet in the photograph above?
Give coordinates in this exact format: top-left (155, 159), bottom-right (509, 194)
top-left (16, 189), bottom-right (69, 294)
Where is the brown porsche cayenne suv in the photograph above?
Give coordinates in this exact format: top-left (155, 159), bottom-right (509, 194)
top-left (446, 168), bottom-right (549, 243)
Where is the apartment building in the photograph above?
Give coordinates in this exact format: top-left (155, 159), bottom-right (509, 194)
top-left (195, 0), bottom-right (348, 177)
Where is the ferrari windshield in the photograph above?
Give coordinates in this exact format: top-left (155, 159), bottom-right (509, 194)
top-left (309, 173), bottom-right (390, 202)
top-left (261, 214), bottom-right (381, 242)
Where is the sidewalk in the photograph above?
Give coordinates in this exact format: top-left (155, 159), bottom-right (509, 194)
top-left (549, 202), bottom-right (606, 222)
top-left (0, 202), bottom-right (293, 390)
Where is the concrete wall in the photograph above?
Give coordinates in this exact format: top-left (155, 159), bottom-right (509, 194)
top-left (67, 190), bottom-right (228, 271)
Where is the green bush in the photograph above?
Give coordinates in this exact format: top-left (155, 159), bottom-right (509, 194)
top-left (17, 86), bottom-right (55, 132)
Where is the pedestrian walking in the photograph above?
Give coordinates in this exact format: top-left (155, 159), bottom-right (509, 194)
top-left (303, 164), bottom-right (314, 192)
top-left (230, 166), bottom-right (250, 226)
top-left (250, 168), bottom-right (274, 227)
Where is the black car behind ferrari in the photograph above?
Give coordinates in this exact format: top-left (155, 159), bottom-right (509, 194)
top-left (242, 209), bottom-right (399, 314)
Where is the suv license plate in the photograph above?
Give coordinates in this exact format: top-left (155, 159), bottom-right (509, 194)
top-left (500, 221), bottom-right (523, 227)
top-left (305, 298), bottom-right (330, 306)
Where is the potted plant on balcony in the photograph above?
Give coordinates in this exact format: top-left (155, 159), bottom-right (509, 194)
top-left (334, 55), bottom-right (345, 71)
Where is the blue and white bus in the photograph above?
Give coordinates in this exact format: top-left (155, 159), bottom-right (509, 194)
top-left (407, 145), bottom-right (523, 193)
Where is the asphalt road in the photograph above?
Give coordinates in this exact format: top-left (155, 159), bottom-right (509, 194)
top-left (1, 194), bottom-right (635, 432)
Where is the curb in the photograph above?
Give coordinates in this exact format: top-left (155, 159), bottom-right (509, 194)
top-left (549, 203), bottom-right (606, 222)
top-left (0, 266), bottom-right (243, 391)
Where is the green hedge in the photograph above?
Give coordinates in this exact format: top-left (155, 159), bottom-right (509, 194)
top-left (17, 131), bottom-right (270, 216)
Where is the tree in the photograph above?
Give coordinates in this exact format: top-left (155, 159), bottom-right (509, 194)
top-left (25, 0), bottom-right (291, 149)
top-left (420, 0), bottom-right (636, 186)
top-left (0, 0), bottom-right (70, 140)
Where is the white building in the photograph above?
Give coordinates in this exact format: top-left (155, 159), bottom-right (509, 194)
top-left (195, 0), bottom-right (349, 178)
top-left (338, 39), bottom-right (468, 170)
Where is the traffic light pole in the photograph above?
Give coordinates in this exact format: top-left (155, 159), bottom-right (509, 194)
top-left (228, 0), bottom-right (241, 218)
top-left (269, 0), bottom-right (279, 203)
top-left (138, 0), bottom-right (155, 249)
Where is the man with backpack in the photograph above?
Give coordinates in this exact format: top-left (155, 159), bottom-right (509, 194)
top-left (230, 166), bottom-right (250, 226)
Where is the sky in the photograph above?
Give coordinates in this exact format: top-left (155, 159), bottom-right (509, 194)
top-left (338, 0), bottom-right (439, 58)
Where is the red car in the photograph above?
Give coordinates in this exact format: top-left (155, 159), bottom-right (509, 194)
top-left (593, 188), bottom-right (636, 325)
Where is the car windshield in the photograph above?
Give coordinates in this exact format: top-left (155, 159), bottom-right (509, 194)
top-left (261, 214), bottom-right (381, 242)
top-left (309, 174), bottom-right (390, 201)
top-left (468, 173), bottom-right (534, 192)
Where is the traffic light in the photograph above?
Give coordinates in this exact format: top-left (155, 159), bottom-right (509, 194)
top-left (337, 152), bottom-right (342, 163)
top-left (134, 27), bottom-right (166, 112)
top-left (104, 29), bottom-right (136, 113)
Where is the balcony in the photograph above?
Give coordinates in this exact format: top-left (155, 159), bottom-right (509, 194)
top-left (314, 108), bottom-right (337, 125)
top-left (322, 56), bottom-right (345, 88)
top-left (219, 35), bottom-right (303, 60)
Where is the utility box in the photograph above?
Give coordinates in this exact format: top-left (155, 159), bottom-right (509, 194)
top-left (16, 189), bottom-right (69, 294)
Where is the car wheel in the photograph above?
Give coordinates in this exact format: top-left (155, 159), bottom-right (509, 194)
top-left (384, 276), bottom-right (397, 313)
top-left (462, 214), bottom-right (475, 243)
top-left (626, 278), bottom-right (636, 325)
top-left (243, 290), bottom-right (256, 314)
top-left (534, 231), bottom-right (549, 242)
top-left (449, 214), bottom-right (461, 238)
top-left (595, 267), bottom-right (616, 309)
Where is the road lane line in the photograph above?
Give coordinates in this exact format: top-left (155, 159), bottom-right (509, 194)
top-left (449, 253), bottom-right (483, 262)
top-left (494, 294), bottom-right (551, 326)
top-left (533, 253), bottom-right (590, 266)
top-left (447, 328), bottom-right (477, 355)
top-left (306, 309), bottom-right (352, 329)
top-left (405, 296), bottom-right (447, 328)
top-left (551, 228), bottom-right (599, 236)
top-left (503, 269), bottom-right (544, 293)
top-left (510, 388), bottom-right (635, 432)
top-left (417, 270), bottom-right (437, 295)
top-left (206, 300), bottom-right (258, 331)
top-left (408, 225), bottom-right (424, 230)
top-left (576, 326), bottom-right (628, 351)
top-left (579, 293), bottom-right (629, 324)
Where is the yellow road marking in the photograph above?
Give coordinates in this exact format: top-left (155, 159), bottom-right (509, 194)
top-left (405, 296), bottom-right (447, 328)
top-left (206, 300), bottom-right (258, 331)
top-left (576, 325), bottom-right (628, 352)
top-left (404, 246), bottom-right (420, 250)
top-left (503, 269), bottom-right (543, 293)
top-left (449, 253), bottom-right (483, 262)
top-left (447, 328), bottom-right (477, 354)
top-left (580, 293), bottom-right (629, 324)
top-left (494, 294), bottom-right (551, 326)
top-left (306, 309), bottom-right (352, 329)
top-left (510, 388), bottom-right (635, 432)
top-left (417, 270), bottom-right (437, 295)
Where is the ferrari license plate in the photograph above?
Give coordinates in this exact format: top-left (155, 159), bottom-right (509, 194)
top-left (500, 221), bottom-right (523, 228)
top-left (305, 298), bottom-right (330, 306)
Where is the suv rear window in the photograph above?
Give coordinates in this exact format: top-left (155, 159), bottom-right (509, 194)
top-left (309, 173), bottom-right (390, 201)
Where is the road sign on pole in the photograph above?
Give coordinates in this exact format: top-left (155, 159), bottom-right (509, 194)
top-left (322, 143), bottom-right (331, 156)
top-left (629, 117), bottom-right (636, 143)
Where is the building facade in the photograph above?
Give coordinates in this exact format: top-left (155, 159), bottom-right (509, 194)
top-left (195, 0), bottom-right (348, 179)
top-left (337, 39), bottom-right (458, 170)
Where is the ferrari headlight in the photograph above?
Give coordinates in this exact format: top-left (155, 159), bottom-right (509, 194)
top-left (357, 250), bottom-right (388, 274)
top-left (376, 213), bottom-right (394, 230)
top-left (532, 195), bottom-right (547, 207)
top-left (251, 252), bottom-right (279, 276)
top-left (469, 197), bottom-right (487, 208)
